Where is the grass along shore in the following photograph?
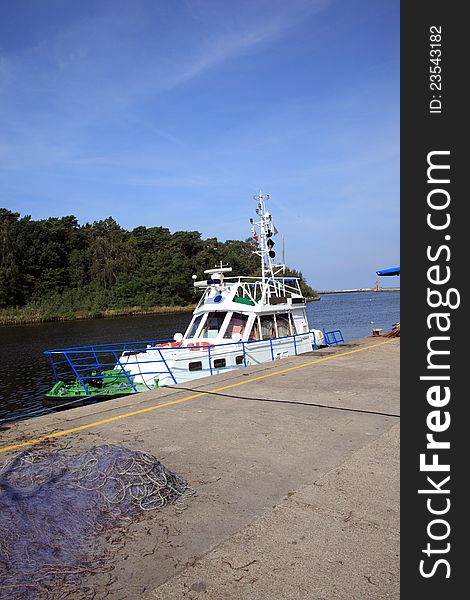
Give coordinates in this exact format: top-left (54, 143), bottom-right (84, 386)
top-left (0, 304), bottom-right (196, 327)
top-left (0, 296), bottom-right (320, 327)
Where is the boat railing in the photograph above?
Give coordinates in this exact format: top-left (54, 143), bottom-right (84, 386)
top-left (44, 339), bottom-right (177, 395)
top-left (44, 328), bottom-right (342, 399)
top-left (197, 276), bottom-right (303, 304)
top-left (223, 276), bottom-right (303, 297)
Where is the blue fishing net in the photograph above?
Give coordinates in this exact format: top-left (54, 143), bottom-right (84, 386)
top-left (0, 443), bottom-right (193, 599)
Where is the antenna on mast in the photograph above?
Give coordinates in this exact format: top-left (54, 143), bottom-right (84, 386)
top-left (251, 191), bottom-right (277, 285)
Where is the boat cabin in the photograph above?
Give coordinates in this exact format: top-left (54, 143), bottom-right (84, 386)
top-left (183, 273), bottom-right (310, 344)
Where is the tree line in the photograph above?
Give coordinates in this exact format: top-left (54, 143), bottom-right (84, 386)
top-left (0, 208), bottom-right (317, 319)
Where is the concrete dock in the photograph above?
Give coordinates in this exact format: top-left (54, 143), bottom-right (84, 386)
top-left (0, 337), bottom-right (400, 599)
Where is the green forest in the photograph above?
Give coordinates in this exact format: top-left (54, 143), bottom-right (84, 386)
top-left (0, 208), bottom-right (317, 324)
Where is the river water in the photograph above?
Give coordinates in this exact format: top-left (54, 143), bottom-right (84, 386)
top-left (0, 291), bottom-right (399, 426)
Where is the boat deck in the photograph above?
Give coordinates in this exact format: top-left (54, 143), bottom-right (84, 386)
top-left (0, 336), bottom-right (400, 599)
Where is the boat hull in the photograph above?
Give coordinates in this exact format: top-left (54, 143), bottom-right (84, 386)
top-left (43, 331), bottom-right (323, 406)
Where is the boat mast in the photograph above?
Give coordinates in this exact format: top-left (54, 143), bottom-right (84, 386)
top-left (252, 191), bottom-right (281, 299)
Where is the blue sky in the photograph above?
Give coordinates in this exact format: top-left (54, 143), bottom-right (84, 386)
top-left (0, 0), bottom-right (399, 289)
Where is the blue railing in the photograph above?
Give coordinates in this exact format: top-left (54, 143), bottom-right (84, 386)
top-left (44, 339), bottom-right (178, 394)
top-left (323, 328), bottom-right (344, 346)
top-left (44, 328), bottom-right (343, 399)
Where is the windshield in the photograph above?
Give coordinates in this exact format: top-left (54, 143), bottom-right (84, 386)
top-left (200, 312), bottom-right (227, 339)
top-left (185, 315), bottom-right (203, 339)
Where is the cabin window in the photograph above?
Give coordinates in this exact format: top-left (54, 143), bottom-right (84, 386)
top-left (235, 355), bottom-right (244, 365)
top-left (248, 317), bottom-right (261, 340)
top-left (213, 358), bottom-right (226, 368)
top-left (224, 312), bottom-right (249, 339)
top-left (188, 361), bottom-right (203, 371)
top-left (259, 314), bottom-right (276, 339)
top-left (186, 315), bottom-right (203, 339)
top-left (276, 313), bottom-right (291, 337)
top-left (200, 312), bottom-right (227, 339)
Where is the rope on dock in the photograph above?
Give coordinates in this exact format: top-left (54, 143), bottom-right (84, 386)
top-left (172, 385), bottom-right (401, 418)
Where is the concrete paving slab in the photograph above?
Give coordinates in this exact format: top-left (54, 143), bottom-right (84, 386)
top-left (148, 424), bottom-right (399, 600)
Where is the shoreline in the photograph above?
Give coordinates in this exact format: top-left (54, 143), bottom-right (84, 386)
top-left (0, 295), bottom-right (321, 327)
top-left (318, 287), bottom-right (400, 294)
top-left (0, 304), bottom-right (196, 327)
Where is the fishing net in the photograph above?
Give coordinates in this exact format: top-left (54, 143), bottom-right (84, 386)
top-left (0, 443), bottom-right (194, 600)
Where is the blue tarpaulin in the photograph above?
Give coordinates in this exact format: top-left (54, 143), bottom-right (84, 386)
top-left (376, 267), bottom-right (400, 276)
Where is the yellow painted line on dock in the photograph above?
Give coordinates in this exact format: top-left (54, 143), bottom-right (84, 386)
top-left (0, 339), bottom-right (397, 455)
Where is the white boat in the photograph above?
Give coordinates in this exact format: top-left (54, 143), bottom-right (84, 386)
top-left (44, 193), bottom-right (342, 404)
